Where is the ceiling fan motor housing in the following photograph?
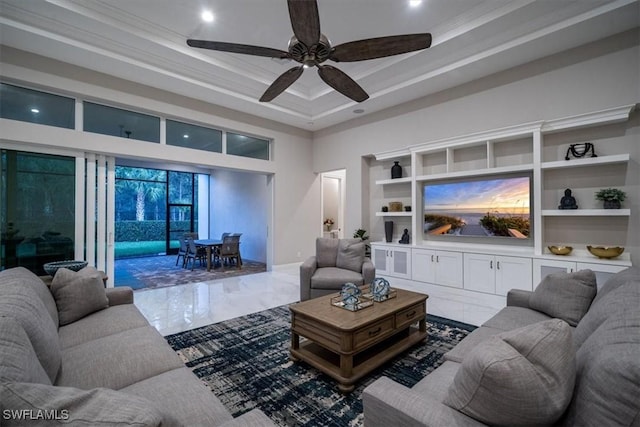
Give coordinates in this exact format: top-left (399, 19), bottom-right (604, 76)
top-left (288, 34), bottom-right (332, 66)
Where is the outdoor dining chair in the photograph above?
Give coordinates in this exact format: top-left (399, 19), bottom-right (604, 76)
top-left (185, 238), bottom-right (206, 270)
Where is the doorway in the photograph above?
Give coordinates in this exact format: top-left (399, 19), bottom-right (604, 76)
top-left (321, 169), bottom-right (345, 238)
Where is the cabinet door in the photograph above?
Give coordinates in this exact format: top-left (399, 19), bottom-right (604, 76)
top-left (576, 262), bottom-right (628, 290)
top-left (495, 256), bottom-right (532, 296)
top-left (372, 246), bottom-right (390, 275)
top-left (463, 253), bottom-right (495, 293)
top-left (436, 250), bottom-right (463, 288)
top-left (390, 247), bottom-right (412, 279)
top-left (411, 249), bottom-right (436, 283)
top-left (532, 259), bottom-right (576, 289)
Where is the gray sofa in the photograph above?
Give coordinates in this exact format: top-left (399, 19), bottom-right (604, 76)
top-left (363, 266), bottom-right (640, 427)
top-left (0, 266), bottom-right (274, 426)
top-left (300, 237), bottom-right (375, 301)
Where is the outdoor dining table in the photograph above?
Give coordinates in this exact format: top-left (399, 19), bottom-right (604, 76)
top-left (193, 239), bottom-right (222, 271)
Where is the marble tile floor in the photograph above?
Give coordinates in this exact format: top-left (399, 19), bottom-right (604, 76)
top-left (134, 264), bottom-right (301, 336)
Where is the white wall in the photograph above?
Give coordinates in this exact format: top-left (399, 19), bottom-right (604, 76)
top-left (0, 47), bottom-right (320, 265)
top-left (312, 29), bottom-right (640, 263)
top-left (209, 170), bottom-right (268, 263)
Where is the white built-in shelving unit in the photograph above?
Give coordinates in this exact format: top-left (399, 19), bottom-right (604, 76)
top-left (370, 104), bottom-right (635, 325)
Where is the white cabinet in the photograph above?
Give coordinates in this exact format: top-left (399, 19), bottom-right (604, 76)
top-left (464, 253), bottom-right (532, 295)
top-left (533, 259), bottom-right (629, 290)
top-left (412, 248), bottom-right (463, 288)
top-left (371, 244), bottom-right (412, 279)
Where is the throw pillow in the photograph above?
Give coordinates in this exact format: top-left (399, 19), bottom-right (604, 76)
top-left (529, 269), bottom-right (597, 326)
top-left (51, 266), bottom-right (108, 326)
top-left (444, 319), bottom-right (576, 426)
top-left (336, 239), bottom-right (365, 273)
top-left (0, 382), bottom-right (168, 426)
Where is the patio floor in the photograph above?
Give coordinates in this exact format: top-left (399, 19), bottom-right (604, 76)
top-left (114, 254), bottom-right (267, 290)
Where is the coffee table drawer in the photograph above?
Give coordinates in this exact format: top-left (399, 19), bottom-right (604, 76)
top-left (354, 317), bottom-right (394, 349)
top-left (395, 302), bottom-right (425, 329)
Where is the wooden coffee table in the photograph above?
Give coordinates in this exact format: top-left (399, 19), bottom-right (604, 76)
top-left (289, 288), bottom-right (428, 392)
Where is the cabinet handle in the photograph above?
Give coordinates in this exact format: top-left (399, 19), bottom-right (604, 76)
top-left (490, 260), bottom-right (493, 269)
top-left (368, 327), bottom-right (382, 337)
top-left (436, 255), bottom-right (439, 263)
top-left (497, 261), bottom-right (500, 270)
top-left (406, 310), bottom-right (416, 318)
top-left (431, 255), bottom-right (434, 262)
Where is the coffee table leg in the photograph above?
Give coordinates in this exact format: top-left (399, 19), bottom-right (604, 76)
top-left (419, 317), bottom-right (427, 334)
top-left (338, 354), bottom-right (355, 393)
top-left (290, 330), bottom-right (300, 362)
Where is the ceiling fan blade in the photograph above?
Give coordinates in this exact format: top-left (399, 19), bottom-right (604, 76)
top-left (287, 0), bottom-right (321, 48)
top-left (260, 66), bottom-right (304, 102)
top-left (329, 33), bottom-right (432, 62)
top-left (187, 39), bottom-right (289, 59)
top-left (317, 65), bottom-right (369, 102)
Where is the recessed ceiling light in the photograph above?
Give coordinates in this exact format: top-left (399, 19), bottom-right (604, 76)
top-left (201, 10), bottom-right (214, 23)
top-left (183, 134), bottom-right (189, 139)
top-left (30, 108), bottom-right (40, 113)
top-left (353, 108), bottom-right (365, 114)
top-left (409, 0), bottom-right (422, 7)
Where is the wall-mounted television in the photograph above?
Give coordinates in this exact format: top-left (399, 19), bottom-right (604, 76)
top-left (423, 174), bottom-right (531, 241)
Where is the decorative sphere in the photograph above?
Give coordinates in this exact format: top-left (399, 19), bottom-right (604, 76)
top-left (372, 277), bottom-right (390, 297)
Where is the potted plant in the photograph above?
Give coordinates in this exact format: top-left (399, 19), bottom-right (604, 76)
top-left (353, 228), bottom-right (371, 257)
top-left (595, 188), bottom-right (626, 209)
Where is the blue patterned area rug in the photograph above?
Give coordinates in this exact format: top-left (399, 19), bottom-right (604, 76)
top-left (165, 305), bottom-right (475, 427)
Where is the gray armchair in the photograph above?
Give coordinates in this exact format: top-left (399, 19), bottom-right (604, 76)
top-left (300, 238), bottom-right (375, 301)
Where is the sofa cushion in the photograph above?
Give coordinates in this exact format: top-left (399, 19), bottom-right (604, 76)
top-left (336, 239), bottom-right (365, 273)
top-left (0, 382), bottom-right (168, 426)
top-left (482, 306), bottom-right (552, 331)
top-left (529, 269), bottom-right (596, 326)
top-left (0, 317), bottom-right (51, 385)
top-left (58, 304), bottom-right (149, 349)
top-left (121, 367), bottom-right (234, 426)
top-left (56, 326), bottom-right (184, 390)
top-left (412, 360), bottom-right (461, 402)
top-left (591, 266), bottom-right (640, 307)
top-left (443, 326), bottom-right (504, 363)
top-left (0, 267), bottom-right (59, 327)
top-left (316, 238), bottom-right (340, 267)
top-left (51, 266), bottom-right (109, 326)
top-left (444, 319), bottom-right (575, 426)
top-left (310, 267), bottom-right (365, 290)
top-left (560, 279), bottom-right (640, 427)
top-left (0, 281), bottom-right (61, 383)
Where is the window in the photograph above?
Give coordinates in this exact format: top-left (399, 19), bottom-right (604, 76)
top-left (1, 150), bottom-right (75, 274)
top-left (84, 102), bottom-right (160, 143)
top-left (0, 83), bottom-right (74, 129)
top-left (166, 120), bottom-right (222, 153)
top-left (227, 132), bottom-right (270, 160)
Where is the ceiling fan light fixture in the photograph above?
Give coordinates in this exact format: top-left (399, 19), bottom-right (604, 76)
top-left (201, 10), bottom-right (214, 23)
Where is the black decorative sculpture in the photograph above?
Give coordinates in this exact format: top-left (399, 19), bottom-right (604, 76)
top-left (558, 188), bottom-right (578, 210)
top-left (399, 229), bottom-right (410, 244)
top-left (391, 161), bottom-right (402, 179)
top-left (565, 143), bottom-right (597, 160)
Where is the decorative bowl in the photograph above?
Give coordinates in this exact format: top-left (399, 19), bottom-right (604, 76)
top-left (43, 260), bottom-right (88, 276)
top-left (548, 246), bottom-right (573, 256)
top-left (587, 246), bottom-right (624, 259)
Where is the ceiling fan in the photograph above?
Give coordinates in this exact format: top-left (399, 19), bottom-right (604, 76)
top-left (187, 0), bottom-right (432, 103)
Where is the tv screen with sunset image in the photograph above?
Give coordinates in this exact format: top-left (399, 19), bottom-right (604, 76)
top-left (423, 175), bottom-right (531, 239)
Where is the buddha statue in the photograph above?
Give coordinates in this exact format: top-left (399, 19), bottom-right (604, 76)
top-left (559, 188), bottom-right (578, 210)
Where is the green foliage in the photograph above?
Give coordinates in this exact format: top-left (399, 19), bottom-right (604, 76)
top-left (479, 214), bottom-right (530, 237)
top-left (424, 214), bottom-right (465, 231)
top-left (595, 188), bottom-right (626, 202)
top-left (115, 220), bottom-right (190, 241)
top-left (353, 228), bottom-right (369, 241)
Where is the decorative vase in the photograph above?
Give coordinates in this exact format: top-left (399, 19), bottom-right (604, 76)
top-left (603, 200), bottom-right (621, 209)
top-left (391, 161), bottom-right (402, 179)
top-left (384, 221), bottom-right (394, 243)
